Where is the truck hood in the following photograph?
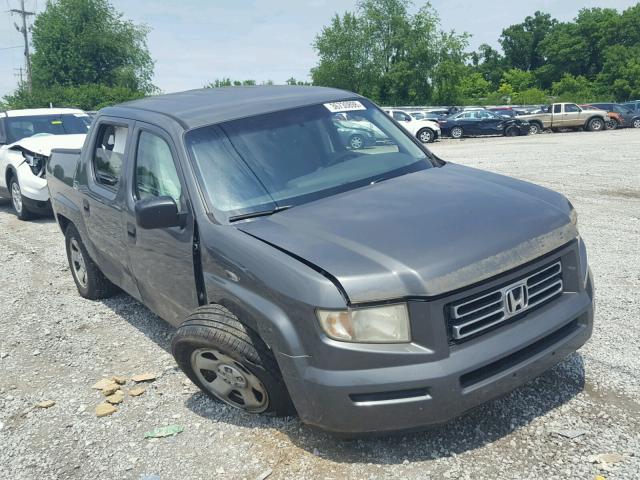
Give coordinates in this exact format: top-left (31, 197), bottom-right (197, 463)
top-left (7, 133), bottom-right (86, 156)
top-left (238, 163), bottom-right (577, 303)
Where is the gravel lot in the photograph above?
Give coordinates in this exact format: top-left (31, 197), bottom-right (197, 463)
top-left (1, 129), bottom-right (639, 480)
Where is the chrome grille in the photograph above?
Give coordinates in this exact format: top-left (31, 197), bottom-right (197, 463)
top-left (449, 261), bottom-right (563, 341)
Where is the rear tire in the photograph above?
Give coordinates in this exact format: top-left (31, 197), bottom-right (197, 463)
top-left (9, 177), bottom-right (35, 221)
top-left (172, 305), bottom-right (295, 417)
top-left (65, 224), bottom-right (118, 299)
top-left (587, 117), bottom-right (604, 132)
top-left (633, 118), bottom-right (640, 129)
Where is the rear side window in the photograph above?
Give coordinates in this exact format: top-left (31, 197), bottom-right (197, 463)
top-left (553, 104), bottom-right (562, 114)
top-left (135, 131), bottom-right (182, 203)
top-left (93, 124), bottom-right (128, 189)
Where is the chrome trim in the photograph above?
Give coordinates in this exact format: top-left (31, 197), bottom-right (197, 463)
top-left (450, 261), bottom-right (563, 340)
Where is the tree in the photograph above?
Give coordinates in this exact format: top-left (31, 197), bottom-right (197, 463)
top-left (551, 74), bottom-right (596, 103)
top-left (459, 72), bottom-right (490, 103)
top-left (470, 43), bottom-right (505, 88)
top-left (4, 0), bottom-right (154, 109)
top-left (311, 0), bottom-right (468, 105)
top-left (501, 69), bottom-right (535, 92)
top-left (499, 11), bottom-right (557, 71)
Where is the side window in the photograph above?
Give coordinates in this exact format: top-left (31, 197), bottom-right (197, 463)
top-left (93, 124), bottom-right (127, 189)
top-left (135, 131), bottom-right (182, 203)
top-left (565, 104), bottom-right (580, 113)
top-left (392, 111), bottom-right (405, 121)
top-left (553, 104), bottom-right (562, 114)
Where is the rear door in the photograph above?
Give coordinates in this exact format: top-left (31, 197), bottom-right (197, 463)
top-left (124, 122), bottom-right (199, 325)
top-left (82, 117), bottom-right (140, 297)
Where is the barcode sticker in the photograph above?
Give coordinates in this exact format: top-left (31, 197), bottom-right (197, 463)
top-left (323, 101), bottom-right (366, 113)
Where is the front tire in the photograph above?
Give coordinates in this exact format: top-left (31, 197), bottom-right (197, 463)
top-left (633, 118), bottom-right (640, 129)
top-left (529, 122), bottom-right (542, 135)
top-left (172, 305), bottom-right (295, 417)
top-left (348, 134), bottom-right (365, 150)
top-left (65, 224), bottom-right (118, 299)
top-left (417, 128), bottom-right (434, 143)
top-left (10, 177), bottom-right (35, 221)
top-left (587, 118), bottom-right (604, 132)
top-left (605, 119), bottom-right (618, 130)
top-left (450, 126), bottom-right (464, 139)
top-left (504, 126), bottom-right (519, 137)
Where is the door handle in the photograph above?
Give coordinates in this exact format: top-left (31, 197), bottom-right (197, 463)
top-left (82, 199), bottom-right (90, 214)
top-left (127, 222), bottom-right (136, 238)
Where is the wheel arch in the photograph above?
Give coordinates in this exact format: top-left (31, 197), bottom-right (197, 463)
top-left (584, 116), bottom-right (605, 128)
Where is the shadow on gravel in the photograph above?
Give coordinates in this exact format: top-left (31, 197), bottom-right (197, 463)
top-left (100, 293), bottom-right (175, 353)
top-left (186, 352), bottom-right (585, 465)
top-left (0, 197), bottom-right (56, 224)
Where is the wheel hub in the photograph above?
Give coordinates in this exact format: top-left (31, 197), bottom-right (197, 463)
top-left (217, 364), bottom-right (247, 388)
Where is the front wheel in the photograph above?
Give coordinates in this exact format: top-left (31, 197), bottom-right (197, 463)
top-left (504, 126), bottom-right (519, 137)
top-left (417, 128), bottom-right (434, 143)
top-left (65, 224), bottom-right (118, 299)
top-left (587, 118), bottom-right (604, 132)
top-left (348, 134), bottom-right (365, 150)
top-left (450, 126), bottom-right (464, 139)
top-left (172, 305), bottom-right (295, 417)
top-left (633, 118), bottom-right (640, 129)
top-left (605, 119), bottom-right (618, 130)
top-left (10, 177), bottom-right (35, 221)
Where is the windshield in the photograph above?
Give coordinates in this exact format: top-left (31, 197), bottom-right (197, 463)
top-left (185, 99), bottom-right (433, 219)
top-left (5, 113), bottom-right (91, 143)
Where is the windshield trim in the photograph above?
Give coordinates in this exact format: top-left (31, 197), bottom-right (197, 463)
top-left (183, 98), bottom-right (441, 223)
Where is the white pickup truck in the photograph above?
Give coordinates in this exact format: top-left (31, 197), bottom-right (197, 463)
top-left (385, 109), bottom-right (441, 143)
top-left (0, 108), bottom-right (90, 219)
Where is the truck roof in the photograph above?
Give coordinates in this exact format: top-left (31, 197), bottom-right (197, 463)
top-left (105, 86), bottom-right (360, 130)
top-left (2, 108), bottom-right (86, 117)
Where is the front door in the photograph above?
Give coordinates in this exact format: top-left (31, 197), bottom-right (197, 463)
top-left (125, 122), bottom-right (199, 325)
top-left (562, 103), bottom-right (582, 127)
top-left (82, 117), bottom-right (139, 298)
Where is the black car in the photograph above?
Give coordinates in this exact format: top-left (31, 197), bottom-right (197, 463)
top-left (590, 102), bottom-right (640, 129)
top-left (439, 109), bottom-right (530, 139)
top-left (622, 100), bottom-right (640, 114)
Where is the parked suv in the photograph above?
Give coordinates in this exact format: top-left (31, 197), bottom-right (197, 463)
top-left (0, 108), bottom-right (90, 219)
top-left (47, 87), bottom-right (593, 434)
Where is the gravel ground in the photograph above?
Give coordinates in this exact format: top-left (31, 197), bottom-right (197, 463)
top-left (1, 128), bottom-right (639, 480)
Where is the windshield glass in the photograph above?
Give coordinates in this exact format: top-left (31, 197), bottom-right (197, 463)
top-left (185, 99), bottom-right (432, 219)
top-left (6, 113), bottom-right (91, 143)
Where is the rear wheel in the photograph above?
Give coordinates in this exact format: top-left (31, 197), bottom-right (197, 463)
top-left (417, 128), bottom-right (434, 143)
top-left (450, 126), bottom-right (464, 139)
top-left (172, 305), bottom-right (295, 417)
top-left (528, 122), bottom-right (542, 135)
top-left (587, 117), bottom-right (604, 132)
top-left (65, 224), bottom-right (118, 299)
top-left (10, 177), bottom-right (35, 221)
top-left (633, 118), bottom-right (640, 129)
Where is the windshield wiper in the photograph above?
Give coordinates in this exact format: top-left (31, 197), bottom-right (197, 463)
top-left (228, 205), bottom-right (292, 223)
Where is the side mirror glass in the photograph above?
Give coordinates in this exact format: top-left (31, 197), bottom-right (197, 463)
top-left (135, 196), bottom-right (184, 229)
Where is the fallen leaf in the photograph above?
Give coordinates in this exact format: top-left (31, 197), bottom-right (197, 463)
top-left (35, 400), bottom-right (55, 409)
top-left (95, 403), bottom-right (117, 417)
top-left (132, 373), bottom-right (157, 383)
top-left (144, 424), bottom-right (183, 439)
top-left (550, 428), bottom-right (588, 439)
top-left (129, 386), bottom-right (146, 397)
top-left (594, 476), bottom-right (607, 480)
top-left (106, 390), bottom-right (124, 404)
top-left (256, 469), bottom-right (273, 480)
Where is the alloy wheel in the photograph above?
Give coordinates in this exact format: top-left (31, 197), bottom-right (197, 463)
top-left (634, 119), bottom-right (640, 128)
top-left (349, 135), bottom-right (364, 149)
top-left (11, 181), bottom-right (23, 214)
top-left (70, 238), bottom-right (88, 288)
top-left (191, 348), bottom-right (269, 413)
top-left (418, 130), bottom-right (432, 143)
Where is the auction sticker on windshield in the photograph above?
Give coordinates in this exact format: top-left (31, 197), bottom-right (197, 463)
top-left (324, 101), bottom-right (366, 113)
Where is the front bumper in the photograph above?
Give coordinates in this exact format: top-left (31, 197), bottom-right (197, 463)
top-left (278, 243), bottom-right (594, 434)
top-left (17, 162), bottom-right (50, 202)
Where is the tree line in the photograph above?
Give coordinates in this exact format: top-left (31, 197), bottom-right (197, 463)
top-left (2, 0), bottom-right (639, 111)
top-left (311, 0), bottom-right (640, 106)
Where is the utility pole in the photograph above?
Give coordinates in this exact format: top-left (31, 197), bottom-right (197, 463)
top-left (10, 0), bottom-right (35, 92)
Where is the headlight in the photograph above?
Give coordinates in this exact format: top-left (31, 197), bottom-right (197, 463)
top-left (569, 202), bottom-right (578, 227)
top-left (316, 304), bottom-right (410, 343)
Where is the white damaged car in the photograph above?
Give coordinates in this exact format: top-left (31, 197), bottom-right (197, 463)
top-left (0, 108), bottom-right (90, 220)
top-left (385, 109), bottom-right (441, 143)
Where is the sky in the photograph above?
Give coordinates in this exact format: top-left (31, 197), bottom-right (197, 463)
top-left (1, 0), bottom-right (638, 98)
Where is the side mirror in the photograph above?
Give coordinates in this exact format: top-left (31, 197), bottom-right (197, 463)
top-left (135, 196), bottom-right (184, 229)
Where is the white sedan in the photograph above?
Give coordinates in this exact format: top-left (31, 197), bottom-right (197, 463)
top-left (385, 109), bottom-right (441, 143)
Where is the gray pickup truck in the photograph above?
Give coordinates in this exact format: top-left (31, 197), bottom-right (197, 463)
top-left (47, 86), bottom-right (594, 434)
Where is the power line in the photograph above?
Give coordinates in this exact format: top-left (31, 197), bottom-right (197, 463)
top-left (9, 0), bottom-right (35, 92)
top-left (0, 45), bottom-right (23, 51)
